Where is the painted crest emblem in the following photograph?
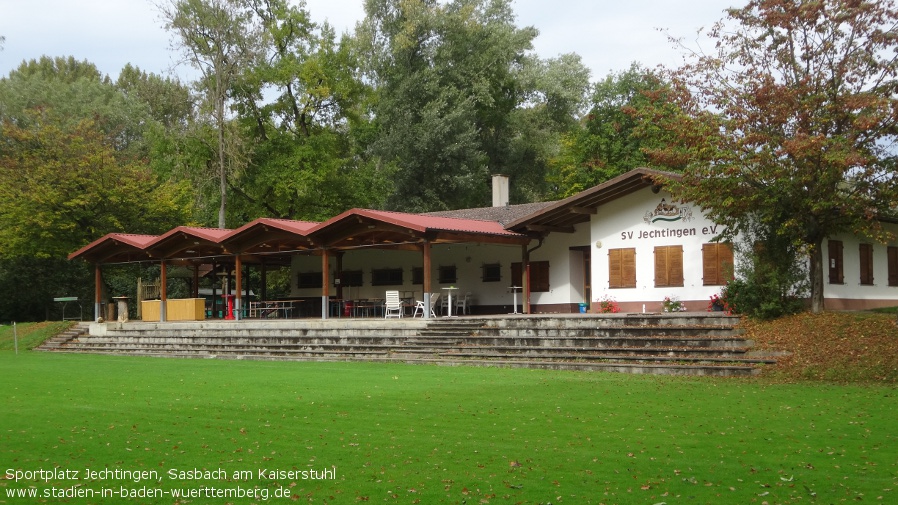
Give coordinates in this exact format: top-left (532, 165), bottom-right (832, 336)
top-left (644, 199), bottom-right (693, 224)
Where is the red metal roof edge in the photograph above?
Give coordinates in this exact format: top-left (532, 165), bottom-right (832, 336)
top-left (308, 208), bottom-right (526, 237)
top-left (68, 233), bottom-right (158, 260)
top-left (146, 226), bottom-right (233, 247)
top-left (223, 217), bottom-right (319, 240)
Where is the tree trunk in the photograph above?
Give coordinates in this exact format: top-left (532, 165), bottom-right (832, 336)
top-left (808, 241), bottom-right (825, 313)
top-left (217, 77), bottom-right (227, 230)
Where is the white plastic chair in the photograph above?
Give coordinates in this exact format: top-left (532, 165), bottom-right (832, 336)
top-left (455, 292), bottom-right (471, 315)
top-left (384, 291), bottom-right (403, 318)
top-left (413, 293), bottom-right (440, 318)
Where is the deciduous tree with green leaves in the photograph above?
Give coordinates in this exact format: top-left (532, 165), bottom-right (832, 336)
top-left (160, 0), bottom-right (260, 228)
top-left (226, 0), bottom-right (388, 221)
top-left (550, 63), bottom-right (672, 198)
top-left (359, 0), bottom-right (588, 211)
top-left (647, 0), bottom-right (898, 313)
top-left (0, 111), bottom-right (190, 259)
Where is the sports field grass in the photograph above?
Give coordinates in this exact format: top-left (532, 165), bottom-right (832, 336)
top-left (1, 350), bottom-right (895, 505)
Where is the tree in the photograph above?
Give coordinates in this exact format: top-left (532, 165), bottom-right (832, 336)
top-left (0, 111), bottom-right (191, 321)
top-left (160, 0), bottom-right (260, 228)
top-left (647, 0), bottom-right (898, 313)
top-left (511, 53), bottom-right (591, 201)
top-left (224, 0), bottom-right (389, 221)
top-left (0, 111), bottom-right (190, 259)
top-left (0, 57), bottom-right (151, 155)
top-left (359, 0), bottom-right (587, 211)
top-left (549, 63), bottom-right (671, 198)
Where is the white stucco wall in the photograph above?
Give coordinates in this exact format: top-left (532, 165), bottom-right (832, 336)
top-left (289, 243), bottom-right (527, 310)
top-left (824, 225), bottom-right (898, 309)
top-left (285, 193), bottom-right (897, 313)
top-left (528, 221), bottom-right (592, 308)
top-left (590, 187), bottom-right (733, 312)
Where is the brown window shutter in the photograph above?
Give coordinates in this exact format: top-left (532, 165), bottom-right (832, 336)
top-left (655, 246), bottom-right (684, 287)
top-left (655, 245), bottom-right (683, 287)
top-left (511, 262), bottom-right (522, 287)
top-left (608, 249), bottom-right (622, 288)
top-left (888, 246), bottom-right (898, 287)
top-left (622, 248), bottom-right (636, 288)
top-left (721, 243), bottom-right (734, 281)
top-left (702, 243), bottom-right (718, 285)
top-left (609, 249), bottom-right (635, 288)
top-left (859, 244), bottom-right (874, 285)
top-left (703, 243), bottom-right (735, 285)
top-left (670, 246), bottom-right (684, 287)
top-left (828, 240), bottom-right (843, 284)
top-left (654, 247), bottom-right (668, 287)
top-left (531, 261), bottom-right (550, 292)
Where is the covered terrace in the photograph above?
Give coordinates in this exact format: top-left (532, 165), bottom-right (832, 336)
top-left (69, 210), bottom-right (534, 321)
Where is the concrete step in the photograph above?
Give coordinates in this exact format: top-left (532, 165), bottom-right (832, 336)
top-left (35, 322), bottom-right (90, 351)
top-left (40, 314), bottom-right (771, 377)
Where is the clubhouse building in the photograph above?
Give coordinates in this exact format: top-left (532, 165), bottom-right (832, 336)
top-left (70, 168), bottom-right (898, 321)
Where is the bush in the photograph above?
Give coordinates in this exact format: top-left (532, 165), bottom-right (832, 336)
top-left (723, 248), bottom-right (807, 320)
top-left (723, 275), bottom-right (807, 320)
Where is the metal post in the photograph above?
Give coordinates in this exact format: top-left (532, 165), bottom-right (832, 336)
top-left (13, 321), bottom-right (18, 355)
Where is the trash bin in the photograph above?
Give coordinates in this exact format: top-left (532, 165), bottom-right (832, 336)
top-left (578, 302), bottom-right (588, 314)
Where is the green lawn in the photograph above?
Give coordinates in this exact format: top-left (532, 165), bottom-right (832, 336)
top-left (0, 321), bottom-right (71, 351)
top-left (1, 350), bottom-right (895, 505)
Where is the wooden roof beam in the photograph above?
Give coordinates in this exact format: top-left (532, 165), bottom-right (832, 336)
top-left (525, 223), bottom-right (576, 234)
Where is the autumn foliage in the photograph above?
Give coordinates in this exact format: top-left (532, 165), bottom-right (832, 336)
top-left (743, 311), bottom-right (898, 383)
top-left (645, 0), bottom-right (898, 313)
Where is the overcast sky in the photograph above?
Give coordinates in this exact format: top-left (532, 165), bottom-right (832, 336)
top-left (0, 0), bottom-right (736, 83)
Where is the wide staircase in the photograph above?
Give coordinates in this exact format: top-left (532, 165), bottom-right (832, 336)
top-left (36, 314), bottom-right (776, 376)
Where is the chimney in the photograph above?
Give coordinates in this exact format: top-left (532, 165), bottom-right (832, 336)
top-left (492, 174), bottom-right (509, 207)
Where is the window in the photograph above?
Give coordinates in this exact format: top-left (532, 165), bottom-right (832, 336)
top-left (412, 267), bottom-right (424, 285)
top-left (654, 245), bottom-right (684, 287)
top-left (339, 270), bottom-right (363, 287)
top-left (608, 248), bottom-right (636, 288)
top-left (438, 265), bottom-right (457, 284)
top-left (297, 271), bottom-right (322, 289)
top-left (702, 243), bottom-right (734, 286)
top-left (371, 268), bottom-right (403, 286)
top-left (888, 246), bottom-right (898, 287)
top-left (828, 240), bottom-right (844, 284)
top-left (530, 261), bottom-right (550, 292)
top-left (511, 261), bottom-right (550, 292)
top-left (482, 263), bottom-right (501, 282)
top-left (859, 244), bottom-right (874, 285)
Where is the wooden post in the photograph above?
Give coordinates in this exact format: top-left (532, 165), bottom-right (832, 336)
top-left (335, 252), bottom-right (344, 301)
top-left (422, 241), bottom-right (432, 319)
top-left (160, 260), bottom-right (168, 322)
top-left (211, 263), bottom-right (218, 318)
top-left (522, 244), bottom-right (530, 314)
top-left (260, 259), bottom-right (268, 302)
top-left (235, 255), bottom-right (243, 320)
top-left (321, 249), bottom-right (330, 319)
top-left (94, 264), bottom-right (102, 322)
top-left (192, 264), bottom-right (199, 298)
